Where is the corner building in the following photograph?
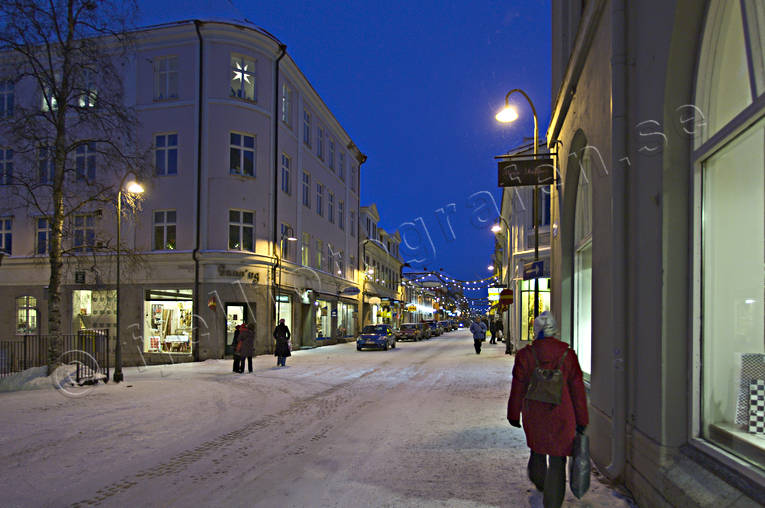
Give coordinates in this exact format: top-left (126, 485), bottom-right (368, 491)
top-left (548, 1), bottom-right (764, 504)
top-left (0, 20), bottom-right (364, 363)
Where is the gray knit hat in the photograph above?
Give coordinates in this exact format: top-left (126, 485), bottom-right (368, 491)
top-left (533, 311), bottom-right (559, 340)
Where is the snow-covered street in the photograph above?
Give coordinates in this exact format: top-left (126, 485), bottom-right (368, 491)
top-left (0, 330), bottom-right (636, 507)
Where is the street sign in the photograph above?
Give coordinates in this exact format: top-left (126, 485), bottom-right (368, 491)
top-left (523, 261), bottom-right (544, 280)
top-left (497, 156), bottom-right (554, 187)
top-left (340, 286), bottom-right (360, 296)
top-left (500, 289), bottom-right (513, 305)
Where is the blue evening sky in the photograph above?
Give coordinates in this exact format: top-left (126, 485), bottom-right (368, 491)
top-left (138, 0), bottom-right (551, 282)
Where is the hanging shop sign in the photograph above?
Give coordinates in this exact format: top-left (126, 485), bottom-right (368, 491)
top-left (497, 156), bottom-right (554, 187)
top-left (407, 305), bottom-right (417, 312)
top-left (340, 286), bottom-right (361, 296)
top-left (500, 289), bottom-right (514, 305)
top-left (208, 296), bottom-right (217, 311)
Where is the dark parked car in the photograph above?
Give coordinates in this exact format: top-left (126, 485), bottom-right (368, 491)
top-left (357, 324), bottom-right (396, 351)
top-left (424, 321), bottom-right (442, 336)
top-left (439, 320), bottom-right (452, 332)
top-left (397, 322), bottom-right (426, 341)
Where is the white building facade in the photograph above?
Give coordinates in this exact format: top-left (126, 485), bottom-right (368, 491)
top-left (0, 20), bottom-right (365, 363)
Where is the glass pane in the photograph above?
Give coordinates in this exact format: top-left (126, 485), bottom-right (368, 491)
top-left (168, 134), bottom-right (177, 146)
top-left (243, 226), bottom-right (253, 251)
top-left (155, 150), bottom-right (165, 175)
top-left (243, 150), bottom-right (254, 176)
top-left (229, 225), bottom-right (240, 250)
top-left (156, 135), bottom-right (165, 148)
top-left (744, 0), bottom-right (765, 95)
top-left (696, 0), bottom-right (753, 147)
top-left (244, 135), bottom-right (254, 149)
top-left (242, 212), bottom-right (253, 224)
top-left (574, 242), bottom-right (592, 377)
top-left (230, 133), bottom-right (240, 146)
top-left (701, 119), bottom-right (765, 468)
top-left (166, 225), bottom-right (176, 249)
top-left (230, 147), bottom-right (240, 174)
top-left (167, 149), bottom-right (177, 174)
top-left (229, 210), bottom-right (239, 223)
top-left (166, 211), bottom-right (176, 223)
top-left (154, 226), bottom-right (163, 250)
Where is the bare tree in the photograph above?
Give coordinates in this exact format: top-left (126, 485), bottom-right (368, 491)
top-left (0, 0), bottom-right (148, 374)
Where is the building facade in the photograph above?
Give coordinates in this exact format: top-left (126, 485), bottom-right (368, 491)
top-left (0, 20), bottom-right (365, 364)
top-left (548, 0), bottom-right (764, 504)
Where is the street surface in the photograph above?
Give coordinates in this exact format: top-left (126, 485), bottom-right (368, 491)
top-left (0, 329), bottom-right (635, 507)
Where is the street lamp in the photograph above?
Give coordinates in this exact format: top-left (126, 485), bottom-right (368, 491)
top-left (114, 174), bottom-right (144, 383)
top-left (276, 226), bottom-right (297, 327)
top-left (495, 88), bottom-right (540, 318)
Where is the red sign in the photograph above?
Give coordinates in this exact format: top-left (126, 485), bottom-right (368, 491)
top-left (500, 289), bottom-right (513, 305)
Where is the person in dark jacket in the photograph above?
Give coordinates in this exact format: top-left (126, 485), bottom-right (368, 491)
top-left (232, 324), bottom-right (242, 372)
top-left (507, 311), bottom-right (588, 508)
top-left (489, 319), bottom-right (497, 344)
top-left (273, 318), bottom-right (292, 367)
top-left (469, 319), bottom-right (485, 354)
top-left (236, 322), bottom-right (256, 373)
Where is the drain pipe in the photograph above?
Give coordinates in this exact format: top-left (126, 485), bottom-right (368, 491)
top-left (192, 20), bottom-right (204, 362)
top-left (270, 43), bottom-right (287, 351)
top-left (605, 0), bottom-right (628, 480)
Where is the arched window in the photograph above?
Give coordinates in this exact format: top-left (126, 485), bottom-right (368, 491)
top-left (574, 148), bottom-right (592, 378)
top-left (695, 0), bottom-right (765, 470)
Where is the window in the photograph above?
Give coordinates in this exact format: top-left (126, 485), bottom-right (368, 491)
top-left (366, 217), bottom-right (371, 236)
top-left (75, 142), bottom-right (96, 181)
top-left (315, 239), bottom-right (323, 270)
top-left (0, 148), bottom-right (13, 185)
top-left (230, 55), bottom-right (256, 101)
top-left (339, 201), bottom-right (345, 230)
top-left (301, 232), bottom-right (310, 266)
top-left (302, 171), bottom-right (311, 208)
top-left (350, 211), bottom-right (355, 237)
top-left (230, 132), bottom-right (255, 177)
top-left (153, 210), bottom-right (176, 250)
top-left (694, 0), bottom-right (765, 472)
top-left (0, 218), bottom-right (11, 254)
top-left (281, 154), bottom-right (291, 194)
top-left (0, 80), bottom-right (13, 118)
top-left (351, 165), bottom-right (357, 192)
top-left (38, 146), bottom-right (54, 184)
top-left (155, 134), bottom-right (178, 176)
top-left (73, 214), bottom-right (95, 252)
top-left (338, 152), bottom-right (345, 181)
top-left (36, 218), bottom-right (50, 255)
top-left (154, 56), bottom-right (178, 100)
top-left (574, 148), bottom-right (592, 378)
top-left (303, 110), bottom-right (312, 147)
top-left (316, 183), bottom-right (323, 216)
top-left (41, 83), bottom-right (57, 111)
top-left (317, 126), bottom-right (324, 160)
top-left (328, 192), bottom-right (334, 223)
top-left (77, 69), bottom-right (97, 108)
top-left (281, 82), bottom-right (292, 126)
top-left (228, 210), bottom-right (255, 252)
top-left (328, 140), bottom-right (335, 170)
top-left (16, 296), bottom-right (37, 335)
top-left (281, 223), bottom-right (294, 260)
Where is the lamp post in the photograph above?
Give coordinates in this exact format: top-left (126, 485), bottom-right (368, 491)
top-left (114, 175), bottom-right (144, 383)
top-left (276, 226), bottom-right (297, 328)
top-left (496, 88), bottom-right (540, 318)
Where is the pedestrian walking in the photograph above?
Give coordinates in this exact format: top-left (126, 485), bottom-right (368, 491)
top-left (273, 318), bottom-right (292, 367)
top-left (480, 319), bottom-right (488, 342)
top-left (469, 319), bottom-right (485, 354)
top-left (237, 322), bottom-right (255, 373)
top-left (232, 323), bottom-right (242, 373)
top-left (507, 311), bottom-right (588, 508)
top-left (489, 319), bottom-right (497, 344)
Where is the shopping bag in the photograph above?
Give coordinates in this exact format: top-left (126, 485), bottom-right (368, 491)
top-left (569, 431), bottom-right (590, 498)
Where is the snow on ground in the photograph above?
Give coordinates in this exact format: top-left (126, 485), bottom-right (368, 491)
top-left (0, 330), bottom-right (637, 507)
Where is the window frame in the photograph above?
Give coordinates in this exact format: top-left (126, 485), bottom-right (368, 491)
top-left (0, 79), bottom-right (14, 118)
top-left (153, 209), bottom-right (177, 251)
top-left (281, 153), bottom-right (291, 195)
top-left (72, 213), bottom-right (95, 253)
top-left (153, 56), bottom-right (179, 101)
top-left (154, 133), bottom-right (178, 176)
top-left (0, 217), bottom-right (11, 254)
top-left (316, 182), bottom-right (324, 216)
top-left (230, 54), bottom-right (257, 102)
top-left (75, 142), bottom-right (96, 182)
top-left (229, 132), bottom-right (256, 177)
top-left (303, 110), bottom-right (312, 147)
top-left (228, 209), bottom-right (255, 252)
top-left (36, 217), bottom-right (50, 255)
top-left (302, 171), bottom-right (311, 208)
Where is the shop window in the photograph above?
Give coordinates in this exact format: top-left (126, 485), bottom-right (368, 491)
top-left (155, 133), bottom-right (178, 176)
top-left (228, 209), bottom-right (255, 252)
top-left (520, 279), bottom-right (551, 342)
top-left (16, 296), bottom-right (37, 335)
top-left (315, 300), bottom-right (331, 338)
top-left (143, 289), bottom-right (193, 354)
top-left (695, 0), bottom-right (765, 471)
top-left (72, 290), bottom-right (115, 335)
top-left (153, 210), bottom-right (176, 250)
top-left (230, 54), bottom-right (256, 101)
top-left (574, 148), bottom-right (592, 378)
top-left (153, 56), bottom-right (178, 101)
top-left (275, 295), bottom-right (292, 333)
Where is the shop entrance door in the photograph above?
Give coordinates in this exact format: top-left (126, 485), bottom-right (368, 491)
top-left (225, 303), bottom-right (249, 356)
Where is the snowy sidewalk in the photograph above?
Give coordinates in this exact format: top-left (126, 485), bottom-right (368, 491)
top-left (0, 331), bottom-right (636, 507)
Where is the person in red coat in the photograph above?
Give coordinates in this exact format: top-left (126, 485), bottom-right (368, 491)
top-left (507, 311), bottom-right (588, 508)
